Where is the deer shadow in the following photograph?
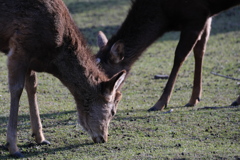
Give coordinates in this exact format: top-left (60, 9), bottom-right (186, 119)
top-left (0, 110), bottom-right (78, 133)
top-left (0, 110), bottom-right (93, 159)
top-left (67, 1), bottom-right (128, 14)
top-left (0, 142), bottom-right (94, 159)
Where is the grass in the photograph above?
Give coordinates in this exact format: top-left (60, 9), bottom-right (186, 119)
top-left (0, 0), bottom-right (240, 159)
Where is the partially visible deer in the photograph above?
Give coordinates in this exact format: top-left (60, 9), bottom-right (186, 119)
top-left (0, 0), bottom-right (126, 157)
top-left (97, 0), bottom-right (240, 111)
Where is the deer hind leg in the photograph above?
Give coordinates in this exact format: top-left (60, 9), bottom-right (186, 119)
top-left (186, 18), bottom-right (212, 106)
top-left (6, 48), bottom-right (27, 158)
top-left (25, 70), bottom-right (50, 145)
top-left (148, 20), bottom-right (208, 111)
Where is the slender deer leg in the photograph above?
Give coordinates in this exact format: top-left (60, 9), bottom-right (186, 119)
top-left (231, 95), bottom-right (240, 106)
top-left (186, 18), bottom-right (212, 106)
top-left (25, 70), bottom-right (50, 145)
top-left (6, 49), bottom-right (27, 158)
top-left (148, 21), bottom-right (207, 111)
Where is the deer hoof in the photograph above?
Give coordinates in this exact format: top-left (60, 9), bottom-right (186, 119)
top-left (12, 151), bottom-right (24, 158)
top-left (148, 102), bottom-right (167, 111)
top-left (185, 103), bottom-right (195, 107)
top-left (231, 101), bottom-right (239, 106)
top-left (39, 140), bottom-right (51, 145)
top-left (148, 107), bottom-right (160, 112)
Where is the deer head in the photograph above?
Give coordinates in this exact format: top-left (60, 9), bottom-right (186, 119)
top-left (97, 31), bottom-right (125, 64)
top-left (96, 31), bottom-right (126, 77)
top-left (77, 70), bottom-right (126, 143)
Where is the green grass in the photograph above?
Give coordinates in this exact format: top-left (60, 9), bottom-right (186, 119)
top-left (0, 0), bottom-right (240, 159)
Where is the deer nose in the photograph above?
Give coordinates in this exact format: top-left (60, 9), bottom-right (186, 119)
top-left (93, 135), bottom-right (107, 143)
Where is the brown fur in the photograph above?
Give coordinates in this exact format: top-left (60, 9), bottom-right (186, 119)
top-left (97, 0), bottom-right (240, 111)
top-left (0, 0), bottom-right (126, 157)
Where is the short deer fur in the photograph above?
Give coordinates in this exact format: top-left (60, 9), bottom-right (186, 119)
top-left (0, 0), bottom-right (126, 157)
top-left (97, 0), bottom-right (240, 111)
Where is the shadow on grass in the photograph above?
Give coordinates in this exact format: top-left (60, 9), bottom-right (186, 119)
top-left (67, 1), bottom-right (128, 14)
top-left (0, 110), bottom-right (93, 159)
top-left (1, 105), bottom-right (238, 132)
top-left (162, 105), bottom-right (240, 111)
top-left (0, 110), bottom-right (77, 134)
top-left (22, 142), bottom-right (94, 159)
top-left (79, 25), bottom-right (120, 46)
top-left (113, 105), bottom-right (240, 122)
top-left (197, 105), bottom-right (240, 110)
top-left (114, 109), bottom-right (156, 122)
top-left (0, 142), bottom-right (94, 159)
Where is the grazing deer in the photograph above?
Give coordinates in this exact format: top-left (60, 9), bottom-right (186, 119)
top-left (97, 0), bottom-right (240, 111)
top-left (0, 0), bottom-right (126, 157)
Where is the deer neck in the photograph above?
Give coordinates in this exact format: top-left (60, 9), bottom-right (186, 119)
top-left (51, 38), bottom-right (106, 104)
top-left (103, 11), bottom-right (162, 76)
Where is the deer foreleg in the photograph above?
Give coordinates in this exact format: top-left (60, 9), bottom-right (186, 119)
top-left (6, 49), bottom-right (27, 158)
top-left (25, 70), bottom-right (50, 145)
top-left (148, 21), bottom-right (207, 111)
top-left (186, 18), bottom-right (212, 106)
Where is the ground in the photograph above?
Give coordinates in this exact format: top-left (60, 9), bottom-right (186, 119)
top-left (0, 0), bottom-right (239, 159)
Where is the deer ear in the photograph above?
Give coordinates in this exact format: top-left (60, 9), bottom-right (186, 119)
top-left (110, 40), bottom-right (125, 63)
top-left (111, 70), bottom-right (126, 90)
top-left (101, 70), bottom-right (126, 102)
top-left (97, 31), bottom-right (108, 48)
top-left (114, 91), bottom-right (122, 104)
